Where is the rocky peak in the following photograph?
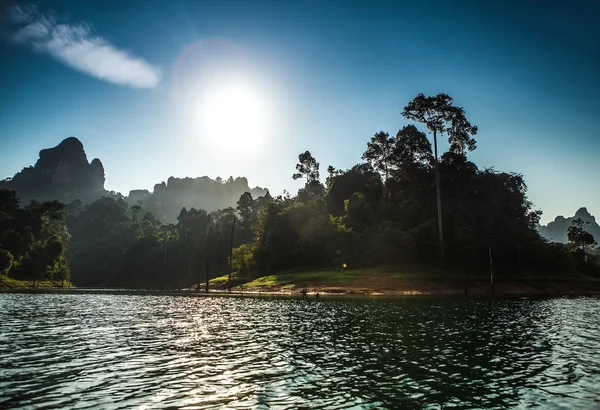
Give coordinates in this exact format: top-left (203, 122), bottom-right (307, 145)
top-left (89, 158), bottom-right (105, 192)
top-left (1, 137), bottom-right (106, 204)
top-left (539, 207), bottom-right (600, 243)
top-left (575, 207), bottom-right (591, 219)
top-left (130, 175), bottom-right (270, 221)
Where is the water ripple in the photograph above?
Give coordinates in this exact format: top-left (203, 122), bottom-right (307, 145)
top-left (1, 294), bottom-right (599, 409)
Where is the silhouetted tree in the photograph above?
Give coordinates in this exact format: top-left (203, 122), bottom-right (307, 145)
top-left (326, 164), bottom-right (382, 216)
top-left (237, 192), bottom-right (256, 225)
top-left (568, 218), bottom-right (596, 252)
top-left (362, 131), bottom-right (395, 183)
top-left (402, 93), bottom-right (478, 259)
top-left (293, 151), bottom-right (320, 183)
top-left (393, 125), bottom-right (434, 168)
top-left (0, 189), bottom-right (70, 283)
top-left (237, 192), bottom-right (257, 241)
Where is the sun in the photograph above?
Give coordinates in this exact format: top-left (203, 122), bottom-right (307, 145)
top-left (197, 82), bottom-right (269, 151)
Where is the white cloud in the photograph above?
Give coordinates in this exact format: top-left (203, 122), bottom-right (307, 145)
top-left (7, 5), bottom-right (162, 88)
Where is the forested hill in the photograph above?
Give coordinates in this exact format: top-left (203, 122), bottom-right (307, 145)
top-left (0, 137), bottom-right (269, 222)
top-left (539, 208), bottom-right (600, 244)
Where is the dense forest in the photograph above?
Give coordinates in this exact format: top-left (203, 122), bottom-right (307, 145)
top-left (1, 93), bottom-right (598, 288)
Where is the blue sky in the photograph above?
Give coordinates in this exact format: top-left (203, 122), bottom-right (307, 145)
top-left (0, 0), bottom-right (598, 223)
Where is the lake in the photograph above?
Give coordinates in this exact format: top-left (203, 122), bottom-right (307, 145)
top-left (1, 293), bottom-right (599, 409)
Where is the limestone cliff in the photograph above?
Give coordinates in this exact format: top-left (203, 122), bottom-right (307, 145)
top-left (1, 137), bottom-right (270, 218)
top-left (538, 207), bottom-right (600, 243)
top-left (128, 176), bottom-right (269, 221)
top-left (0, 137), bottom-right (106, 204)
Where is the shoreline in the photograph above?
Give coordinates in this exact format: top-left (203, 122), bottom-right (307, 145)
top-left (225, 279), bottom-right (600, 296)
top-left (2, 279), bottom-right (600, 297)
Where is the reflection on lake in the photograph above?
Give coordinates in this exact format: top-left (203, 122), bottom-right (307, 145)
top-left (1, 294), bottom-right (599, 409)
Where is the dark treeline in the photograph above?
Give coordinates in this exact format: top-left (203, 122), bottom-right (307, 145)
top-left (232, 93), bottom-right (598, 279)
top-left (1, 93), bottom-right (598, 287)
top-left (1, 188), bottom-right (271, 287)
top-left (0, 190), bottom-right (70, 285)
top-left (63, 195), bottom-right (272, 287)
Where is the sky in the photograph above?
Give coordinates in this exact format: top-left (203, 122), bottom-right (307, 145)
top-left (0, 0), bottom-right (598, 224)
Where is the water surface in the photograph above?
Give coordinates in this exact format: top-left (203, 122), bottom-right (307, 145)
top-left (1, 294), bottom-right (599, 409)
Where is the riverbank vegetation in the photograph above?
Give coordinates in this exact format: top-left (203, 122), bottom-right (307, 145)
top-left (1, 93), bottom-right (598, 289)
top-left (205, 267), bottom-right (600, 296)
top-left (0, 189), bottom-right (70, 287)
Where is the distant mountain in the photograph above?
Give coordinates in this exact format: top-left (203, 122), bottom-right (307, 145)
top-left (127, 176), bottom-right (269, 221)
top-left (0, 137), bottom-right (106, 204)
top-left (1, 137), bottom-right (269, 220)
top-left (538, 207), bottom-right (600, 243)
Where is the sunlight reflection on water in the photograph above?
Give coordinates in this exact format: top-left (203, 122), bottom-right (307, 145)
top-left (0, 294), bottom-right (599, 409)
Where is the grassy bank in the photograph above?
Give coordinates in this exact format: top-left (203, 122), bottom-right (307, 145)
top-left (206, 267), bottom-right (600, 296)
top-left (0, 276), bottom-right (74, 289)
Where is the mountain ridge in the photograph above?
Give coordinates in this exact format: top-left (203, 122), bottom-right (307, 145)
top-left (1, 137), bottom-right (269, 220)
top-left (538, 207), bottom-right (600, 243)
top-left (0, 137), bottom-right (106, 204)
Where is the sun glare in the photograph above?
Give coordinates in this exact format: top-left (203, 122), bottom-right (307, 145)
top-left (197, 82), bottom-right (269, 151)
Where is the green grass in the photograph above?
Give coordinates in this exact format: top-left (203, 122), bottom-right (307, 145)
top-left (209, 275), bottom-right (230, 286)
top-left (207, 269), bottom-right (358, 289)
top-left (205, 266), bottom-right (600, 292)
top-left (0, 276), bottom-right (74, 289)
top-left (209, 266), bottom-right (452, 290)
top-left (204, 272), bottom-right (251, 289)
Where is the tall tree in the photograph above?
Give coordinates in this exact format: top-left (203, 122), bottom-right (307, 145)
top-left (568, 218), bottom-right (596, 253)
top-left (394, 125), bottom-right (433, 168)
top-left (402, 93), bottom-right (478, 259)
top-left (292, 151), bottom-right (320, 183)
top-left (362, 131), bottom-right (395, 182)
top-left (237, 192), bottom-right (256, 225)
top-left (237, 192), bottom-right (257, 241)
top-left (326, 164), bottom-right (382, 216)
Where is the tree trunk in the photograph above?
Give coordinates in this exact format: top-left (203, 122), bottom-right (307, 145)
top-left (206, 262), bottom-right (210, 293)
top-left (228, 216), bottom-right (236, 292)
top-left (433, 129), bottom-right (445, 259)
top-left (164, 239), bottom-right (168, 287)
top-left (489, 248), bottom-right (494, 295)
top-left (197, 256), bottom-right (201, 292)
top-left (164, 241), bottom-right (167, 266)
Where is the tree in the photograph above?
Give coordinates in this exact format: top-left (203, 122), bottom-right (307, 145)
top-left (237, 192), bottom-right (257, 241)
top-left (362, 131), bottom-right (395, 182)
top-left (402, 93), bottom-right (478, 259)
top-left (0, 248), bottom-right (13, 276)
top-left (131, 205), bottom-right (142, 223)
top-left (326, 166), bottom-right (342, 189)
top-left (292, 151), bottom-right (320, 183)
top-left (237, 192), bottom-right (256, 226)
top-left (326, 164), bottom-right (383, 216)
top-left (394, 125), bottom-right (433, 169)
top-left (293, 151), bottom-right (325, 202)
top-left (0, 190), bottom-right (70, 283)
top-left (391, 125), bottom-right (434, 200)
top-left (160, 223), bottom-right (177, 266)
top-left (568, 218), bottom-right (596, 253)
